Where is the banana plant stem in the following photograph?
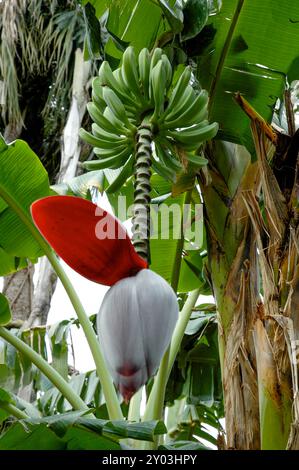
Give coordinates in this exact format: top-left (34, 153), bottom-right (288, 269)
top-left (167, 288), bottom-right (200, 377)
top-left (0, 186), bottom-right (123, 420)
top-left (142, 288), bottom-right (200, 423)
top-left (47, 252), bottom-right (123, 420)
top-left (0, 326), bottom-right (88, 412)
top-left (170, 190), bottom-right (192, 291)
top-left (0, 402), bottom-right (28, 420)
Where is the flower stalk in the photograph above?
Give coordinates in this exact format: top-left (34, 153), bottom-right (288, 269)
top-left (132, 116), bottom-right (153, 262)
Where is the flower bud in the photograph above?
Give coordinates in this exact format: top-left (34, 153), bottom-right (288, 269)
top-left (97, 269), bottom-right (178, 401)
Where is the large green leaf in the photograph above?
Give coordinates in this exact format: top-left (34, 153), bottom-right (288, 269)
top-left (155, 0), bottom-right (184, 34)
top-left (0, 248), bottom-right (27, 277)
top-left (196, 0), bottom-right (299, 147)
top-left (52, 170), bottom-right (104, 198)
top-left (0, 423), bottom-right (66, 450)
top-left (48, 320), bottom-right (71, 380)
top-left (83, 2), bottom-right (103, 59)
top-left (102, 419), bottom-right (166, 440)
top-left (86, 0), bottom-right (179, 59)
top-left (150, 189), bottom-right (206, 292)
top-left (106, 0), bottom-right (163, 54)
top-left (166, 309), bottom-right (222, 409)
top-left (0, 293), bottom-right (11, 326)
top-left (0, 414), bottom-right (166, 450)
top-left (0, 387), bottom-right (13, 405)
top-left (0, 387), bottom-right (11, 423)
top-left (0, 137), bottom-right (51, 275)
top-left (63, 427), bottom-right (120, 450)
top-left (181, 0), bottom-right (208, 41)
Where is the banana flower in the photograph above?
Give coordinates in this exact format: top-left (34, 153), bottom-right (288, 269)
top-left (31, 196), bottom-right (178, 401)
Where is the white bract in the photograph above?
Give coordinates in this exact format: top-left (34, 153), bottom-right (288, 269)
top-left (97, 269), bottom-right (178, 401)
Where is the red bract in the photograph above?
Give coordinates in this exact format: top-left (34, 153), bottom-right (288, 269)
top-left (31, 196), bottom-right (147, 285)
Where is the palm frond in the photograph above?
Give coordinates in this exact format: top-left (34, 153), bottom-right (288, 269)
top-left (0, 0), bottom-right (26, 134)
top-left (0, 0), bottom-right (85, 132)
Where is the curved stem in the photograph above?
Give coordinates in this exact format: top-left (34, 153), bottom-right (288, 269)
top-left (132, 116), bottom-right (153, 262)
top-left (167, 288), bottom-right (200, 375)
top-left (47, 253), bottom-right (122, 420)
top-left (0, 186), bottom-right (123, 420)
top-left (170, 190), bottom-right (192, 292)
top-left (0, 327), bottom-right (88, 411)
top-left (142, 288), bottom-right (200, 423)
top-left (208, 0), bottom-right (245, 115)
top-left (0, 402), bottom-right (28, 420)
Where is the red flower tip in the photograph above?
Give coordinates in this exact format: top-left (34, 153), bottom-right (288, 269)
top-left (31, 195), bottom-right (147, 286)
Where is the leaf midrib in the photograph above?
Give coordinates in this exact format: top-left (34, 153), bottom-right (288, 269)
top-left (208, 0), bottom-right (245, 116)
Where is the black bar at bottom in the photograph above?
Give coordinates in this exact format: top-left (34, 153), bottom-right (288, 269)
top-left (0, 450), bottom-right (297, 466)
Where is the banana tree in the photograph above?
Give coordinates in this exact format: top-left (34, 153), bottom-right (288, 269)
top-left (78, 0), bottom-right (299, 449)
top-left (0, 0), bottom-right (299, 451)
top-left (0, 37), bottom-right (219, 449)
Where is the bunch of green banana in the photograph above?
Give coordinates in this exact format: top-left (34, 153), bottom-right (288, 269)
top-left (80, 46), bottom-right (218, 185)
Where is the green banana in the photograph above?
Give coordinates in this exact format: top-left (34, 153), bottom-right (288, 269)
top-left (155, 139), bottom-right (182, 173)
top-left (150, 48), bottom-right (163, 74)
top-left (91, 78), bottom-right (106, 112)
top-left (102, 87), bottom-right (136, 132)
top-left (152, 158), bottom-right (176, 182)
top-left (82, 152), bottom-right (128, 171)
top-left (80, 128), bottom-right (128, 149)
top-left (161, 54), bottom-right (173, 90)
top-left (106, 154), bottom-right (134, 194)
top-left (103, 107), bottom-right (131, 135)
top-left (112, 67), bottom-right (140, 111)
top-left (162, 142), bottom-right (183, 171)
top-left (150, 60), bottom-right (167, 120)
top-left (164, 90), bottom-right (209, 129)
top-left (165, 122), bottom-right (219, 148)
top-left (148, 48), bottom-right (163, 105)
top-left (161, 85), bottom-right (195, 123)
top-left (185, 152), bottom-right (208, 167)
top-left (98, 61), bottom-right (123, 92)
top-left (81, 46), bottom-right (219, 181)
top-left (91, 123), bottom-right (125, 142)
top-left (91, 91), bottom-right (106, 113)
top-left (87, 103), bottom-right (126, 135)
top-left (121, 46), bottom-right (142, 99)
top-left (138, 48), bottom-right (151, 101)
top-left (112, 67), bottom-right (130, 93)
top-left (99, 60), bottom-right (138, 109)
top-left (163, 66), bottom-right (192, 115)
top-left (93, 144), bottom-right (130, 159)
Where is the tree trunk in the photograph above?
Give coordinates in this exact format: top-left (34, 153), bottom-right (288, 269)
top-left (200, 140), bottom-right (261, 449)
top-left (2, 265), bottom-right (34, 325)
top-left (2, 265), bottom-right (34, 401)
top-left (201, 119), bottom-right (299, 449)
